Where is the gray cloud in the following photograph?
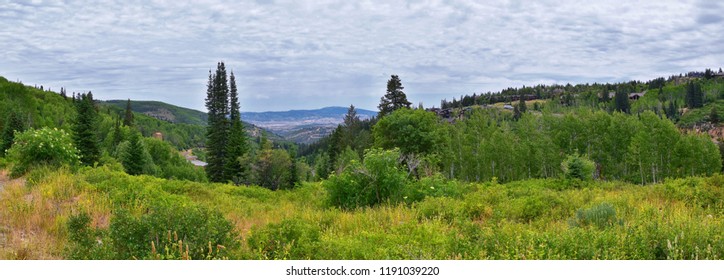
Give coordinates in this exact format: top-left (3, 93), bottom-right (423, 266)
top-left (1, 0), bottom-right (722, 112)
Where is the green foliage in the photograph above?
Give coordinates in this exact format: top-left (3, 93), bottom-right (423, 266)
top-left (569, 203), bottom-right (620, 229)
top-left (6, 127), bottom-right (80, 176)
top-left (122, 131), bottom-right (146, 175)
top-left (378, 75), bottom-right (411, 117)
top-left (614, 89), bottom-right (630, 113)
top-left (373, 108), bottom-right (443, 156)
top-left (1, 110), bottom-right (25, 156)
top-left (325, 148), bottom-right (409, 209)
top-left (685, 80), bottom-right (704, 109)
top-left (109, 205), bottom-right (235, 260)
top-left (225, 120), bottom-right (249, 185)
top-left (561, 152), bottom-right (595, 181)
top-left (254, 147), bottom-right (293, 190)
top-left (333, 145), bottom-right (360, 174)
top-left (205, 63), bottom-right (230, 182)
top-left (66, 211), bottom-right (113, 259)
top-left (247, 218), bottom-right (321, 260)
top-left (123, 99), bottom-right (134, 127)
top-left (73, 92), bottom-right (101, 166)
top-left (709, 106), bottom-right (719, 123)
top-left (440, 108), bottom-right (720, 184)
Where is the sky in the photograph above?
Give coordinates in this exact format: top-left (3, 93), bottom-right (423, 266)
top-left (1, 0), bottom-right (723, 112)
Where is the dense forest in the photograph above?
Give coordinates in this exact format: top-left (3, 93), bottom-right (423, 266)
top-left (0, 67), bottom-right (722, 260)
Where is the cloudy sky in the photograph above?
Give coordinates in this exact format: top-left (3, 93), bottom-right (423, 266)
top-left (1, 0), bottom-right (723, 112)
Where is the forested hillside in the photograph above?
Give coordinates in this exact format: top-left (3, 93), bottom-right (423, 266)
top-left (0, 76), bottom-right (206, 182)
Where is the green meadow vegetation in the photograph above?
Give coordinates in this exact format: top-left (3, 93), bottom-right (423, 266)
top-left (0, 166), bottom-right (721, 259)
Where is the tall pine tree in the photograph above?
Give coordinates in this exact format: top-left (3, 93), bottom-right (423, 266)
top-left (614, 89), bottom-right (630, 113)
top-left (224, 71), bottom-right (250, 184)
top-left (73, 92), bottom-right (100, 165)
top-left (684, 81), bottom-right (704, 109)
top-left (205, 62), bottom-right (231, 182)
top-left (123, 99), bottom-right (134, 127)
top-left (378, 75), bottom-right (411, 117)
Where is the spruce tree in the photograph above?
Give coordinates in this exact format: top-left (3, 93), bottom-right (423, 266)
top-left (224, 71), bottom-right (250, 184)
top-left (343, 104), bottom-right (360, 128)
top-left (205, 62), bottom-right (231, 182)
top-left (686, 81), bottom-right (704, 108)
top-left (73, 92), bottom-right (100, 166)
top-left (614, 89), bottom-right (630, 113)
top-left (123, 131), bottom-right (146, 175)
top-left (123, 99), bottom-right (134, 127)
top-left (518, 95), bottom-right (527, 113)
top-left (666, 101), bottom-right (678, 121)
top-left (0, 111), bottom-right (25, 156)
top-left (378, 75), bottom-right (411, 117)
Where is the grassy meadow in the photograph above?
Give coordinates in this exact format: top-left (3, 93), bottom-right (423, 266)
top-left (0, 165), bottom-right (721, 260)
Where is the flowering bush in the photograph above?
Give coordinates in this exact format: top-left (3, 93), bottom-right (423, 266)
top-left (7, 127), bottom-right (80, 176)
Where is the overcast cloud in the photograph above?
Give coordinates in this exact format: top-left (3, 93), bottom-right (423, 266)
top-left (1, 0), bottom-right (722, 112)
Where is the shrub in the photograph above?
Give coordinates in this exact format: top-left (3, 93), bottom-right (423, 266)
top-left (561, 152), bottom-right (595, 181)
top-left (65, 211), bottom-right (112, 259)
top-left (109, 204), bottom-right (236, 260)
top-left (408, 174), bottom-right (473, 201)
top-left (6, 127), bottom-right (80, 177)
top-left (415, 196), bottom-right (462, 223)
top-left (325, 148), bottom-right (409, 209)
top-left (569, 203), bottom-right (620, 229)
top-left (247, 218), bottom-right (321, 260)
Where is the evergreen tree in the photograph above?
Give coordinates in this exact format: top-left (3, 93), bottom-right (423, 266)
top-left (288, 146), bottom-right (299, 188)
top-left (378, 75), bottom-right (411, 117)
top-left (0, 111), bottom-right (25, 156)
top-left (60, 87), bottom-right (67, 99)
top-left (123, 131), bottom-right (146, 175)
top-left (343, 104), bottom-right (360, 128)
top-left (327, 125), bottom-right (344, 175)
top-left (205, 62), bottom-right (231, 182)
top-left (73, 92), bottom-right (100, 166)
top-left (518, 94), bottom-right (527, 113)
top-left (710, 107), bottom-right (719, 124)
top-left (686, 81), bottom-right (704, 108)
top-left (224, 71), bottom-right (250, 184)
top-left (614, 89), bottom-right (630, 113)
top-left (666, 100), bottom-right (678, 121)
top-left (112, 117), bottom-right (124, 148)
top-left (123, 99), bottom-right (134, 127)
top-left (704, 68), bottom-right (714, 80)
top-left (513, 103), bottom-right (522, 120)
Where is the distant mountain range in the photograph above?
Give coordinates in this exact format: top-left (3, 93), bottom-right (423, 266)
top-left (104, 101), bottom-right (376, 144)
top-left (241, 106), bottom-right (377, 144)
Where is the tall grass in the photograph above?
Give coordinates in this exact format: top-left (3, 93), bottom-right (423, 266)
top-left (0, 167), bottom-right (721, 259)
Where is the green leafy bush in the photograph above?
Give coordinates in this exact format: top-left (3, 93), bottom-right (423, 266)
top-left (109, 204), bottom-right (236, 260)
top-left (65, 211), bottom-right (114, 259)
top-left (6, 127), bottom-right (80, 177)
top-left (569, 203), bottom-right (620, 229)
top-left (325, 148), bottom-right (409, 209)
top-left (408, 174), bottom-right (473, 201)
top-left (247, 218), bottom-right (321, 260)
